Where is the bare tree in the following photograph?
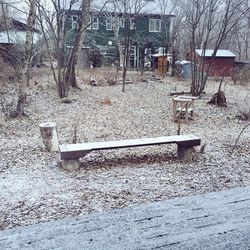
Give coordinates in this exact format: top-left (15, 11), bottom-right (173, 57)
top-left (158, 0), bottom-right (179, 76)
top-left (110, 7), bottom-right (125, 69)
top-left (0, 0), bottom-right (37, 117)
top-left (109, 0), bottom-right (150, 92)
top-left (37, 0), bottom-right (88, 98)
top-left (37, 0), bottom-right (69, 98)
top-left (229, 6), bottom-right (250, 61)
top-left (37, 0), bottom-right (111, 98)
top-left (184, 0), bottom-right (209, 96)
top-left (184, 0), bottom-right (249, 96)
top-left (64, 0), bottom-right (91, 89)
top-left (157, 0), bottom-right (183, 76)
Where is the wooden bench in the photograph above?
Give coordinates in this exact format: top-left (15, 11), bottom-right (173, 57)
top-left (59, 134), bottom-right (201, 170)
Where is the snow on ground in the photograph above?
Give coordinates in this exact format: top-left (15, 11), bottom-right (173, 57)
top-left (0, 69), bottom-right (249, 229)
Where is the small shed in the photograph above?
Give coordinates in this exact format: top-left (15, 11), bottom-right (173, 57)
top-left (188, 49), bottom-right (236, 77)
top-left (151, 53), bottom-right (171, 75)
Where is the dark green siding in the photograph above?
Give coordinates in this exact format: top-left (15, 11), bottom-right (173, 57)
top-left (66, 13), bottom-right (171, 48)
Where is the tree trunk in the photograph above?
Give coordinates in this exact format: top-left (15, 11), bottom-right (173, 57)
top-left (122, 67), bottom-right (127, 93)
top-left (65, 0), bottom-right (90, 89)
top-left (113, 26), bottom-right (124, 69)
top-left (58, 80), bottom-right (68, 98)
top-left (16, 67), bottom-right (28, 116)
top-left (140, 46), bottom-right (145, 75)
top-left (122, 46), bottom-right (130, 93)
top-left (15, 0), bottom-right (36, 116)
top-left (65, 56), bottom-right (78, 88)
top-left (171, 48), bottom-right (177, 76)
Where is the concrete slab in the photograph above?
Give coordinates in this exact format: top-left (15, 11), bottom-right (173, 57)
top-left (0, 186), bottom-right (250, 250)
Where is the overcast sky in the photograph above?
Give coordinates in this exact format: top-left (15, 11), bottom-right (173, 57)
top-left (4, 0), bottom-right (174, 22)
top-left (60, 0), bottom-right (173, 14)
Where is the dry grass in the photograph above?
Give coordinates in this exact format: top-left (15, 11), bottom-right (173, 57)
top-left (76, 67), bottom-right (155, 86)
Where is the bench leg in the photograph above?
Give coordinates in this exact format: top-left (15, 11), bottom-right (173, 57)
top-left (177, 145), bottom-right (194, 161)
top-left (61, 159), bottom-right (80, 171)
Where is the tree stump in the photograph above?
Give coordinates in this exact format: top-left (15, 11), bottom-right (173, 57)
top-left (39, 122), bottom-right (59, 152)
top-left (207, 91), bottom-right (227, 107)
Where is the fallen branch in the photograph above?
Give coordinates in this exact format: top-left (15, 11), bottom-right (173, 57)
top-left (231, 124), bottom-right (250, 153)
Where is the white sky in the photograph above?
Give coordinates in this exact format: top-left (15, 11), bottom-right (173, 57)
top-left (60, 0), bottom-right (174, 14)
top-left (4, 0), bottom-right (28, 21)
top-left (3, 0), bottom-right (174, 22)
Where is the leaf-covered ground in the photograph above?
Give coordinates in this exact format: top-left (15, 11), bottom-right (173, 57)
top-left (0, 69), bottom-right (249, 230)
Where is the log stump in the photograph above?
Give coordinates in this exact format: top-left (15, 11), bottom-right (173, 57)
top-left (39, 122), bottom-right (59, 152)
top-left (207, 91), bottom-right (227, 107)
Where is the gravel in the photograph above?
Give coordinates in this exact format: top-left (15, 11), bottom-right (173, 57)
top-left (0, 70), bottom-right (249, 230)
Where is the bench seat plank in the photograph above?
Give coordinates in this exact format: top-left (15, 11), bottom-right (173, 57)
top-left (59, 135), bottom-right (201, 160)
top-left (176, 107), bottom-right (194, 112)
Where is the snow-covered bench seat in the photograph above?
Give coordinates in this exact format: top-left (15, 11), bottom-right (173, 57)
top-left (59, 134), bottom-right (201, 170)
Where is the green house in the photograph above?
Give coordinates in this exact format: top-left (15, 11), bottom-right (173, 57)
top-left (64, 2), bottom-right (173, 68)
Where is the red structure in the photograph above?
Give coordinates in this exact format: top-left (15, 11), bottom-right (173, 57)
top-left (187, 49), bottom-right (236, 77)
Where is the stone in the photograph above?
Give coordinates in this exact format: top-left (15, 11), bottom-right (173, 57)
top-left (177, 145), bottom-right (193, 161)
top-left (61, 159), bottom-right (80, 171)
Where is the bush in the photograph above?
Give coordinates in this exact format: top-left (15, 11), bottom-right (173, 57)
top-left (233, 66), bottom-right (250, 85)
top-left (103, 67), bottom-right (119, 86)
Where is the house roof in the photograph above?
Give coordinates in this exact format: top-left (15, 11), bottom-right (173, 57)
top-left (0, 17), bottom-right (40, 33)
top-left (0, 30), bottom-right (40, 44)
top-left (12, 19), bottom-right (40, 33)
top-left (195, 49), bottom-right (236, 58)
top-left (60, 0), bottom-right (174, 15)
top-left (0, 17), bottom-right (40, 44)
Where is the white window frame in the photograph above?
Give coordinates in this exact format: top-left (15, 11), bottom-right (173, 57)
top-left (113, 17), bottom-right (120, 30)
top-left (130, 18), bottom-right (135, 30)
top-left (92, 16), bottom-right (99, 30)
top-left (106, 16), bottom-right (112, 30)
top-left (149, 18), bottom-right (161, 32)
top-left (71, 15), bottom-right (78, 29)
top-left (87, 15), bottom-right (91, 30)
top-left (120, 17), bottom-right (125, 28)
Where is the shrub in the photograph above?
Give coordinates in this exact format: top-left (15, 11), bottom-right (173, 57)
top-left (233, 66), bottom-right (250, 85)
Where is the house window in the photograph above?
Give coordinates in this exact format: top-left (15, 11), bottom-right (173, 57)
top-left (72, 15), bottom-right (78, 29)
top-left (130, 18), bottom-right (135, 30)
top-left (87, 15), bottom-right (91, 30)
top-left (113, 17), bottom-right (120, 30)
top-left (106, 17), bottom-right (112, 30)
top-left (92, 16), bottom-right (99, 30)
top-left (120, 17), bottom-right (125, 28)
top-left (149, 19), bottom-right (161, 32)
